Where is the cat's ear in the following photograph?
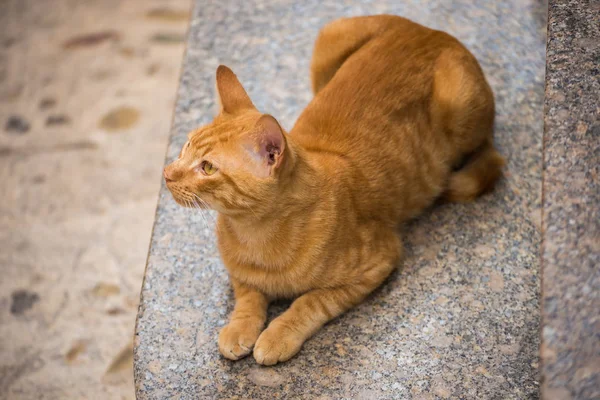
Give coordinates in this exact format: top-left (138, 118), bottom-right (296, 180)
top-left (215, 65), bottom-right (256, 114)
top-left (242, 114), bottom-right (286, 178)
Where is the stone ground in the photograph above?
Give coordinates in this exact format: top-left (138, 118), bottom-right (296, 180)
top-left (0, 0), bottom-right (191, 398)
top-left (135, 1), bottom-right (546, 399)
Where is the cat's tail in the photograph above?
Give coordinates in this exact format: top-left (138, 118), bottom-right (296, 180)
top-left (443, 140), bottom-right (505, 203)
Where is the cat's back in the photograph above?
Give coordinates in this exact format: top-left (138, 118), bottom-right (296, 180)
top-left (293, 15), bottom-right (476, 150)
top-left (291, 15), bottom-right (494, 218)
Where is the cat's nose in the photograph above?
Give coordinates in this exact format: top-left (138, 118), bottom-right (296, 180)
top-left (163, 167), bottom-right (174, 182)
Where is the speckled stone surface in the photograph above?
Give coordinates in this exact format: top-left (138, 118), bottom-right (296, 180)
top-left (541, 1), bottom-right (600, 399)
top-left (134, 1), bottom-right (547, 398)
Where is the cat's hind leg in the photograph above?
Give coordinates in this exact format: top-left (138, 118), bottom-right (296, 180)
top-left (443, 140), bottom-right (505, 202)
top-left (431, 46), bottom-right (504, 202)
top-left (310, 16), bottom-right (394, 95)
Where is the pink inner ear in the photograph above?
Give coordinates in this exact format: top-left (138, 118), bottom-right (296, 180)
top-left (243, 115), bottom-right (286, 177)
top-left (259, 127), bottom-right (284, 166)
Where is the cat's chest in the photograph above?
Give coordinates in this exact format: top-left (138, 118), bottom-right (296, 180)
top-left (217, 223), bottom-right (319, 297)
top-left (219, 244), bottom-right (314, 298)
top-left (219, 230), bottom-right (288, 265)
top-left (217, 217), bottom-right (303, 266)
top-left (230, 262), bottom-right (314, 298)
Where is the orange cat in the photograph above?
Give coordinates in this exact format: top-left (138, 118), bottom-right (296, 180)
top-left (164, 15), bottom-right (504, 365)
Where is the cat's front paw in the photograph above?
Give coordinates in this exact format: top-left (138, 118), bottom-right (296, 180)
top-left (218, 320), bottom-right (262, 360)
top-left (253, 323), bottom-right (304, 366)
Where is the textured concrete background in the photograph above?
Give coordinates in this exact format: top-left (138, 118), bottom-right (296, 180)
top-left (541, 1), bottom-right (600, 399)
top-left (135, 1), bottom-right (547, 399)
top-left (0, 0), bottom-right (190, 398)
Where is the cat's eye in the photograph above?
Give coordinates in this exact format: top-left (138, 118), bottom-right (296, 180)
top-left (200, 161), bottom-right (217, 176)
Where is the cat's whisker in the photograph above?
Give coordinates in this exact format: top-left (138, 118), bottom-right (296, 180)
top-left (192, 194), bottom-right (211, 213)
top-left (186, 198), bottom-right (200, 221)
top-left (192, 194), bottom-right (219, 234)
top-left (197, 205), bottom-right (211, 229)
top-left (184, 199), bottom-right (194, 216)
top-left (190, 194), bottom-right (212, 229)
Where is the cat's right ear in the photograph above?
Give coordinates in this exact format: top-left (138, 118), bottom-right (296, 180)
top-left (241, 114), bottom-right (287, 178)
top-left (215, 65), bottom-right (256, 115)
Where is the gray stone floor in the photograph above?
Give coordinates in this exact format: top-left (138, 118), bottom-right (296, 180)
top-left (135, 0), bottom-right (547, 399)
top-left (0, 0), bottom-right (190, 398)
top-left (541, 1), bottom-right (600, 398)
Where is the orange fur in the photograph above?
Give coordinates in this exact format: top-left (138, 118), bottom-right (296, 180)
top-left (164, 15), bottom-right (504, 365)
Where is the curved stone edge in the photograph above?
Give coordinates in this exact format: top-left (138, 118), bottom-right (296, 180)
top-left (541, 1), bottom-right (600, 399)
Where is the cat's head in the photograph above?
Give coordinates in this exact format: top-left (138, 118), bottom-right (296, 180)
top-left (164, 65), bottom-right (291, 216)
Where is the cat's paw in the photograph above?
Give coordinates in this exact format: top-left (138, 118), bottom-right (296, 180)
top-left (253, 323), bottom-right (304, 366)
top-left (218, 321), bottom-right (262, 360)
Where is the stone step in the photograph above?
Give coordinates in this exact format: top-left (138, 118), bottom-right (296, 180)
top-left (134, 0), bottom-right (556, 398)
top-left (541, 1), bottom-right (600, 399)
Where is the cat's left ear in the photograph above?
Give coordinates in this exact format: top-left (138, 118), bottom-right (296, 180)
top-left (215, 65), bottom-right (256, 114)
top-left (242, 115), bottom-right (286, 178)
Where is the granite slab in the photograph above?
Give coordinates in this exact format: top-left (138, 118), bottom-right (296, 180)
top-left (540, 1), bottom-right (600, 399)
top-left (134, 1), bottom-right (547, 398)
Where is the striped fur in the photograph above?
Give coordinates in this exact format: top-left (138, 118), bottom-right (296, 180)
top-left (164, 15), bottom-right (503, 365)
